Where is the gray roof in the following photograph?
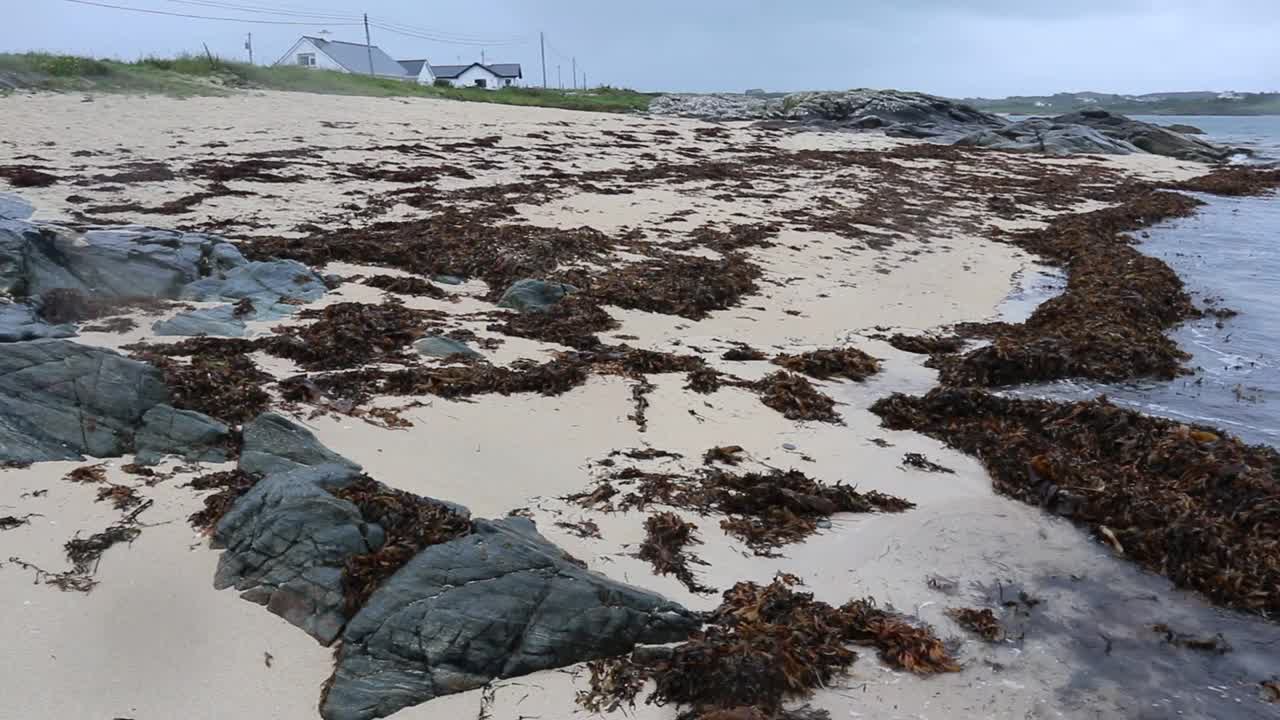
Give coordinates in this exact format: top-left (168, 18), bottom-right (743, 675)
top-left (430, 62), bottom-right (522, 80)
top-left (398, 59), bottom-right (426, 76)
top-left (304, 37), bottom-right (408, 78)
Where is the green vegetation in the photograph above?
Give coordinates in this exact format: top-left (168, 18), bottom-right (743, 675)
top-left (0, 52), bottom-right (656, 112)
top-left (965, 91), bottom-right (1280, 116)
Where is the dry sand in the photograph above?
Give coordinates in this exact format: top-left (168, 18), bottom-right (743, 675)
top-left (1, 90), bottom-right (1271, 720)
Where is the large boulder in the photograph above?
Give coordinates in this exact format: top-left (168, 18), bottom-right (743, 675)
top-left (213, 464), bottom-right (379, 644)
top-left (0, 193), bottom-right (33, 221)
top-left (239, 412), bottom-right (361, 478)
top-left (322, 516), bottom-right (700, 720)
top-left (0, 339), bottom-right (169, 464)
top-left (0, 301), bottom-right (76, 342)
top-left (956, 118), bottom-right (1142, 156)
top-left (1053, 110), bottom-right (1237, 162)
top-left (497, 279), bottom-right (577, 313)
top-left (133, 404), bottom-right (232, 465)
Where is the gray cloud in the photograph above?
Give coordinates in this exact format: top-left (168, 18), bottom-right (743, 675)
top-left (4, 0), bottom-right (1278, 96)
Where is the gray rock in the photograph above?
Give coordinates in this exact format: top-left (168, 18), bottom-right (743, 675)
top-left (10, 222), bottom-right (246, 300)
top-left (1166, 123), bottom-right (1205, 135)
top-left (432, 274), bottom-right (464, 286)
top-left (321, 517), bottom-right (699, 720)
top-left (0, 340), bottom-right (169, 464)
top-left (0, 193), bottom-right (34, 220)
top-left (180, 259), bottom-right (327, 309)
top-left (152, 305), bottom-right (248, 337)
top-left (239, 412), bottom-right (361, 478)
top-left (1053, 110), bottom-right (1236, 162)
top-left (134, 404), bottom-right (231, 465)
top-left (413, 335), bottom-right (482, 360)
top-left (497, 279), bottom-right (576, 313)
top-left (956, 118), bottom-right (1141, 156)
top-left (0, 301), bottom-right (76, 342)
top-left (212, 465), bottom-right (378, 645)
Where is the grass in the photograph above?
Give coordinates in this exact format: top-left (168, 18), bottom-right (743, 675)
top-left (0, 52), bottom-right (657, 112)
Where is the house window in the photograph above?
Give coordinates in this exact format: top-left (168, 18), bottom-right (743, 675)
top-left (473, 78), bottom-right (487, 88)
top-left (503, 79), bottom-right (512, 87)
top-left (297, 53), bottom-right (316, 67)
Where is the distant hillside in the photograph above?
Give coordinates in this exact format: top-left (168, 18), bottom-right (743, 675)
top-left (964, 91), bottom-right (1280, 116)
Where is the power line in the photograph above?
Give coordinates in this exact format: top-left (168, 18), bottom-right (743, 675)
top-left (61, 0), bottom-right (360, 25)
top-left (369, 22), bottom-right (531, 48)
top-left (159, 0), bottom-right (360, 21)
top-left (370, 18), bottom-right (532, 44)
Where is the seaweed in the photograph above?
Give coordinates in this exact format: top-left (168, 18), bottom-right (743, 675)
top-left (946, 607), bottom-right (1004, 642)
top-left (257, 300), bottom-right (437, 371)
top-left (130, 341), bottom-right (271, 424)
top-left (753, 372), bottom-right (840, 423)
top-left (871, 388), bottom-right (1280, 616)
top-left (331, 476), bottom-right (471, 614)
top-left (901, 453), bottom-right (955, 474)
top-left (772, 347), bottom-right (880, 381)
top-left (638, 511), bottom-right (715, 594)
top-left (0, 164), bottom-right (58, 187)
top-left (362, 274), bottom-right (451, 300)
top-left (186, 469), bottom-right (258, 532)
top-left (884, 333), bottom-right (965, 355)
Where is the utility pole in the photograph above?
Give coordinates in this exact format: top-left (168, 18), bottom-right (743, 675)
top-left (481, 49), bottom-right (486, 65)
top-left (583, 71), bottom-right (587, 90)
top-left (557, 65), bottom-right (561, 90)
top-left (572, 57), bottom-right (576, 90)
top-left (363, 13), bottom-right (375, 76)
top-left (540, 31), bottom-right (546, 88)
top-left (245, 32), bottom-right (253, 64)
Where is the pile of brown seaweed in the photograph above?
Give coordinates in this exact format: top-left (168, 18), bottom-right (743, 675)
top-left (571, 465), bottom-right (913, 555)
top-left (486, 295), bottom-right (618, 349)
top-left (187, 469), bottom-right (258, 532)
top-left (1167, 167), bottom-right (1280, 197)
top-left (753, 371), bottom-right (840, 423)
top-left (0, 164), bottom-right (58, 187)
top-left (935, 190), bottom-right (1205, 386)
top-left (639, 511), bottom-right (714, 594)
top-left (883, 333), bottom-right (965, 356)
top-left (361, 274), bottom-right (451, 299)
top-left (772, 347), bottom-right (880, 382)
top-left (330, 476), bottom-right (471, 614)
top-left (578, 575), bottom-right (958, 719)
top-left (871, 388), bottom-right (1280, 616)
top-left (258, 301), bottom-right (439, 371)
top-left (129, 338), bottom-right (270, 424)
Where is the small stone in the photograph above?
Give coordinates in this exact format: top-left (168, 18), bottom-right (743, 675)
top-left (782, 442), bottom-right (798, 451)
top-left (497, 279), bottom-right (577, 313)
top-left (413, 335), bottom-right (482, 360)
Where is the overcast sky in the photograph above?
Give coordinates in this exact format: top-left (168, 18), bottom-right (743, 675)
top-left (6, 0), bottom-right (1280, 96)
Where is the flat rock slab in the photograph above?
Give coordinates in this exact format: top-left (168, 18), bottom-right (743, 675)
top-left (0, 193), bottom-right (34, 220)
top-left (134, 404), bottom-right (231, 465)
top-left (322, 516), bottom-right (699, 720)
top-left (0, 301), bottom-right (76, 343)
top-left (414, 335), bottom-right (482, 360)
top-left (152, 305), bottom-right (248, 337)
top-left (239, 412), bottom-right (362, 478)
top-left (180, 259), bottom-right (327, 307)
top-left (956, 119), bottom-right (1141, 156)
top-left (0, 339), bottom-right (169, 463)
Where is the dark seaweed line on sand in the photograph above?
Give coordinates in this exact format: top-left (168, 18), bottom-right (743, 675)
top-left (874, 167), bottom-right (1280, 618)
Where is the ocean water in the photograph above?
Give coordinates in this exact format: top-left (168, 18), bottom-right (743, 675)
top-left (1005, 116), bottom-right (1280, 447)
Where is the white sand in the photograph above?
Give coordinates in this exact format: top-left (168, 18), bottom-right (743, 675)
top-left (0, 90), bottom-right (1232, 719)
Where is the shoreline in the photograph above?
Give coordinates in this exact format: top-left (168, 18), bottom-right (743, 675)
top-left (1, 90), bottom-right (1278, 719)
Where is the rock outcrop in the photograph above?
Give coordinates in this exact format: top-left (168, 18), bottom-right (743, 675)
top-left (202, 411), bottom-right (699, 720)
top-left (321, 516), bottom-right (699, 720)
top-left (134, 404), bottom-right (232, 465)
top-left (0, 339), bottom-right (169, 463)
top-left (0, 218), bottom-right (327, 342)
top-left (650, 89), bottom-right (1006, 139)
top-left (1054, 110), bottom-right (1239, 163)
top-left (497, 278), bottom-right (577, 313)
top-left (956, 117), bottom-right (1143, 156)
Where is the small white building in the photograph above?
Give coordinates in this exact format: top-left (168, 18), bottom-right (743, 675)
top-left (421, 62), bottom-right (523, 90)
top-left (273, 36), bottom-right (416, 80)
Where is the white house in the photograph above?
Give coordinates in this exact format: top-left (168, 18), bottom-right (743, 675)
top-left (414, 62), bottom-right (523, 90)
top-left (273, 36), bottom-right (415, 80)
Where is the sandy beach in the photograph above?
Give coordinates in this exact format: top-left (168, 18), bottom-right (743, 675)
top-left (2, 89), bottom-right (1277, 720)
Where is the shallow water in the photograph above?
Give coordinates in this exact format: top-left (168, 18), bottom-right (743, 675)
top-left (1006, 118), bottom-right (1280, 448)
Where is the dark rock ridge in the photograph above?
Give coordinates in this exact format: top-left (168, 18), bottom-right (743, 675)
top-left (650, 89), bottom-right (1007, 139)
top-left (956, 117), bottom-right (1143, 156)
top-left (649, 92), bottom-right (1240, 160)
top-left (0, 339), bottom-right (233, 464)
top-left (204, 412), bottom-right (697, 720)
top-left (0, 218), bottom-right (326, 342)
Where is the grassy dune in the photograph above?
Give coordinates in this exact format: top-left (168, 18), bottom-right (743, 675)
top-left (0, 52), bottom-right (656, 113)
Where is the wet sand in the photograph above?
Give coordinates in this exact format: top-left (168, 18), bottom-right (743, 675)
top-left (1, 91), bottom-right (1275, 719)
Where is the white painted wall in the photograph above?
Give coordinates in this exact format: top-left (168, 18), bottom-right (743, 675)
top-left (452, 65), bottom-right (501, 90)
top-left (275, 38), bottom-right (346, 73)
top-left (413, 63), bottom-right (435, 85)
